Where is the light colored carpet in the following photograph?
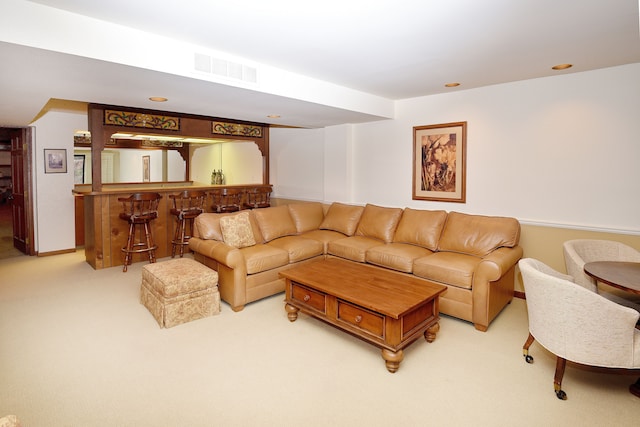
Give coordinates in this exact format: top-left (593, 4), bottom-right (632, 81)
top-left (1, 251), bottom-right (639, 426)
top-left (0, 204), bottom-right (22, 260)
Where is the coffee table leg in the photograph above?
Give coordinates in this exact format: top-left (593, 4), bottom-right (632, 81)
top-left (382, 349), bottom-right (404, 373)
top-left (424, 321), bottom-right (440, 343)
top-left (285, 303), bottom-right (299, 322)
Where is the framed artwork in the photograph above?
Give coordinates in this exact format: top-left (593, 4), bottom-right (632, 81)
top-left (44, 149), bottom-right (67, 173)
top-left (142, 155), bottom-right (150, 182)
top-left (413, 121), bottom-right (466, 203)
top-left (73, 154), bottom-right (85, 184)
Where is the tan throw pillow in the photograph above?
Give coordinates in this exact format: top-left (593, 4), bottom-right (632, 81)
top-left (355, 204), bottom-right (403, 243)
top-left (319, 202), bottom-right (364, 236)
top-left (219, 212), bottom-right (256, 248)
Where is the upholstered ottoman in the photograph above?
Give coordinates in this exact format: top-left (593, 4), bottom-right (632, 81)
top-left (140, 258), bottom-right (220, 328)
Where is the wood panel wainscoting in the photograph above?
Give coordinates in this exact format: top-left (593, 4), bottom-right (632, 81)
top-left (75, 184), bottom-right (272, 270)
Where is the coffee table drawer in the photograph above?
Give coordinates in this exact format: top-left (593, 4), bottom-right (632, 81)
top-left (291, 282), bottom-right (326, 313)
top-left (338, 300), bottom-right (384, 338)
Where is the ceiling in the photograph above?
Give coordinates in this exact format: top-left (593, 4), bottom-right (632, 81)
top-left (1, 0), bottom-right (639, 128)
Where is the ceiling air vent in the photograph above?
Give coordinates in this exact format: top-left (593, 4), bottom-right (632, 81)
top-left (193, 53), bottom-right (257, 84)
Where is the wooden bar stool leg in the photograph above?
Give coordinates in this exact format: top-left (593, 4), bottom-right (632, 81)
top-left (179, 217), bottom-right (189, 257)
top-left (171, 217), bottom-right (182, 258)
top-left (122, 222), bottom-right (135, 272)
top-left (145, 221), bottom-right (157, 264)
top-left (184, 217), bottom-right (196, 257)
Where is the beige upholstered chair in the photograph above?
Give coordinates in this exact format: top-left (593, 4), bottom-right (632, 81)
top-left (563, 239), bottom-right (640, 310)
top-left (519, 258), bottom-right (640, 400)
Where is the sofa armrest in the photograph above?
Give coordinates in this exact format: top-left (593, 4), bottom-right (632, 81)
top-left (475, 246), bottom-right (524, 284)
top-left (472, 245), bottom-right (524, 331)
top-left (189, 237), bottom-right (250, 311)
top-left (188, 237), bottom-right (245, 270)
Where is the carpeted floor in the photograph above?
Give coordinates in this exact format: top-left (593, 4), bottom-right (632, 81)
top-left (0, 203), bottom-right (23, 260)
top-left (1, 251), bottom-right (640, 426)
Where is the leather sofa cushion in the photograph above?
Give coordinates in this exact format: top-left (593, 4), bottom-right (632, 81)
top-left (300, 229), bottom-right (347, 253)
top-left (366, 243), bottom-right (432, 273)
top-left (413, 252), bottom-right (482, 289)
top-left (267, 236), bottom-right (324, 263)
top-left (319, 202), bottom-right (364, 236)
top-left (241, 244), bottom-right (290, 274)
top-left (328, 236), bottom-right (384, 263)
top-left (288, 202), bottom-right (325, 233)
top-left (252, 205), bottom-right (297, 242)
top-left (437, 211), bottom-right (521, 257)
top-left (194, 212), bottom-right (264, 244)
top-left (355, 204), bottom-right (403, 243)
top-left (393, 208), bottom-right (447, 251)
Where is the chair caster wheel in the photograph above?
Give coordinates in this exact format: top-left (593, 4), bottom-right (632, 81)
top-left (555, 389), bottom-right (567, 400)
top-left (525, 355), bottom-right (534, 364)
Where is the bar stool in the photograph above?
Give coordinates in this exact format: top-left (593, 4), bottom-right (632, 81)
top-left (169, 190), bottom-right (206, 258)
top-left (243, 186), bottom-right (272, 209)
top-left (118, 192), bottom-right (162, 272)
top-left (210, 187), bottom-right (243, 213)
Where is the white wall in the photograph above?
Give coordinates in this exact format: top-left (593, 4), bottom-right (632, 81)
top-left (32, 110), bottom-right (84, 253)
top-left (190, 142), bottom-right (263, 185)
top-left (270, 128), bottom-right (325, 201)
top-left (270, 64), bottom-right (640, 234)
top-left (28, 64), bottom-right (640, 257)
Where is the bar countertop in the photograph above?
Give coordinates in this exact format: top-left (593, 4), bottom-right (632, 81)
top-left (73, 182), bottom-right (271, 196)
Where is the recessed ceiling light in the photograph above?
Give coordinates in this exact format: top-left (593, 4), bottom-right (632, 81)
top-left (267, 114), bottom-right (281, 118)
top-left (149, 97), bottom-right (168, 102)
top-left (552, 64), bottom-right (573, 70)
top-left (445, 82), bottom-right (460, 88)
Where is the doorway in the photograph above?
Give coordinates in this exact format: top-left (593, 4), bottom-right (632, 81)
top-left (0, 127), bottom-right (33, 259)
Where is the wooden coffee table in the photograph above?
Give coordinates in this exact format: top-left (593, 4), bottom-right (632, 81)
top-left (280, 258), bottom-right (446, 373)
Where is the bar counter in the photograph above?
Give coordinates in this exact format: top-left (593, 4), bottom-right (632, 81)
top-left (73, 182), bottom-right (272, 270)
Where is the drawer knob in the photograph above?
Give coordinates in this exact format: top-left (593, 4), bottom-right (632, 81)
top-left (355, 315), bottom-right (362, 323)
top-left (303, 294), bottom-right (311, 302)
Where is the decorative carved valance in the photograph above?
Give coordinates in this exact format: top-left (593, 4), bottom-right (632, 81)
top-left (104, 109), bottom-right (180, 130)
top-left (212, 121), bottom-right (263, 137)
top-left (141, 139), bottom-right (183, 148)
top-left (74, 135), bottom-right (183, 148)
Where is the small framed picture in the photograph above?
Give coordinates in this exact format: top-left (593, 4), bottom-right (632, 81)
top-left (412, 122), bottom-right (467, 203)
top-left (44, 149), bottom-right (67, 174)
top-left (74, 154), bottom-right (85, 184)
top-left (142, 155), bottom-right (150, 182)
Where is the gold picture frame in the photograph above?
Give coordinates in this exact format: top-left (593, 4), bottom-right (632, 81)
top-left (412, 121), bottom-right (466, 203)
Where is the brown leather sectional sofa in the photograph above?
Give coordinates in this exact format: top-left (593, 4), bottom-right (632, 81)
top-left (189, 202), bottom-right (523, 331)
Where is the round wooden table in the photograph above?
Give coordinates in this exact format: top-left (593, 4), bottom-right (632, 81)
top-left (584, 261), bottom-right (640, 295)
top-left (584, 261), bottom-right (640, 398)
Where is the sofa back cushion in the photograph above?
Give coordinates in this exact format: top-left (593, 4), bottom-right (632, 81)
top-left (437, 211), bottom-right (521, 257)
top-left (194, 211), bottom-right (264, 244)
top-left (355, 204), bottom-right (403, 243)
top-left (393, 208), bottom-right (448, 251)
top-left (252, 205), bottom-right (298, 242)
top-left (319, 202), bottom-right (364, 236)
top-left (288, 202), bottom-right (325, 233)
